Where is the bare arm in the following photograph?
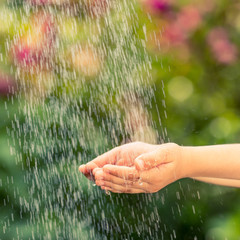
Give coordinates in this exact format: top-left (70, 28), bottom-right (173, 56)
top-left (192, 177), bottom-right (240, 188)
top-left (81, 142), bottom-right (240, 194)
top-left (182, 144), bottom-right (240, 180)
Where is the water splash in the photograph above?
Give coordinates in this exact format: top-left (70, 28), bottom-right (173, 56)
top-left (2, 0), bottom-right (169, 239)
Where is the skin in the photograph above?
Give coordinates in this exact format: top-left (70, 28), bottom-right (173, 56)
top-left (79, 142), bottom-right (240, 193)
top-left (77, 1), bottom-right (240, 194)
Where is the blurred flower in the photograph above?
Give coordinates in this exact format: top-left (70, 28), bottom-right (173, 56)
top-left (163, 22), bottom-right (186, 45)
top-left (68, 45), bottom-right (103, 78)
top-left (141, 0), bottom-right (172, 15)
top-left (207, 28), bottom-right (238, 64)
top-left (11, 12), bottom-right (57, 71)
top-left (176, 6), bottom-right (202, 33)
top-left (146, 25), bottom-right (191, 61)
top-left (0, 73), bottom-right (16, 97)
top-left (162, 6), bottom-right (202, 46)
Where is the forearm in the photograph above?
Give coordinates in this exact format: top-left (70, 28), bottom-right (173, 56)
top-left (192, 177), bottom-right (240, 188)
top-left (182, 144), bottom-right (240, 180)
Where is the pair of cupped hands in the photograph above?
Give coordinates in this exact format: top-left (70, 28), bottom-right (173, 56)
top-left (79, 142), bottom-right (185, 194)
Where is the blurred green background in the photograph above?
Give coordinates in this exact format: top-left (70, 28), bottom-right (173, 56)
top-left (0, 0), bottom-right (240, 239)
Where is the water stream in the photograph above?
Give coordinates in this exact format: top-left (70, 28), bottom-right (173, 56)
top-left (2, 0), bottom-right (171, 239)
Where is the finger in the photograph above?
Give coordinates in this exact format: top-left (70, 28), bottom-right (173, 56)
top-left (138, 166), bottom-right (163, 184)
top-left (95, 172), bottom-right (147, 189)
top-left (78, 164), bottom-right (93, 180)
top-left (89, 147), bottom-right (120, 168)
top-left (116, 158), bottom-right (125, 166)
top-left (134, 145), bottom-right (173, 171)
top-left (102, 163), bottom-right (166, 185)
top-left (101, 183), bottom-right (145, 194)
top-left (96, 178), bottom-right (152, 192)
top-left (101, 186), bottom-right (122, 193)
top-left (78, 164), bottom-right (91, 174)
top-left (92, 167), bottom-right (102, 176)
top-left (94, 168), bottom-right (104, 180)
top-left (116, 158), bottom-right (133, 167)
top-left (96, 172), bottom-right (133, 185)
top-left (79, 162), bottom-right (99, 181)
top-left (85, 162), bottom-right (100, 174)
top-left (102, 165), bottom-right (140, 181)
top-left (79, 172), bottom-right (94, 181)
top-left (138, 164), bottom-right (174, 187)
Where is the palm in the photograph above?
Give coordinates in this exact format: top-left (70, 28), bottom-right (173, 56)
top-left (114, 142), bottom-right (158, 167)
top-left (79, 142), bottom-right (157, 180)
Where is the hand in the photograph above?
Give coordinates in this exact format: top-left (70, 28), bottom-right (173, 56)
top-left (78, 141), bottom-right (159, 181)
top-left (93, 143), bottom-right (184, 194)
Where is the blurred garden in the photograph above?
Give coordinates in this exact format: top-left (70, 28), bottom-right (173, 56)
top-left (0, 0), bottom-right (240, 239)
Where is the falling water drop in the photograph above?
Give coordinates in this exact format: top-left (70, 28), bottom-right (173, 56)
top-left (105, 190), bottom-right (111, 196)
top-left (138, 177), bottom-right (143, 186)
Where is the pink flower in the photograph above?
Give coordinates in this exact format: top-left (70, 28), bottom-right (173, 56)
top-left (207, 28), bottom-right (238, 64)
top-left (149, 0), bottom-right (170, 12)
top-left (142, 0), bottom-right (172, 15)
top-left (162, 6), bottom-right (202, 46)
top-left (176, 6), bottom-right (202, 32)
top-left (11, 12), bottom-right (56, 70)
top-left (164, 23), bottom-right (186, 45)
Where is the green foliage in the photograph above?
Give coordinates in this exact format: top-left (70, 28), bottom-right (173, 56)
top-left (0, 0), bottom-right (240, 239)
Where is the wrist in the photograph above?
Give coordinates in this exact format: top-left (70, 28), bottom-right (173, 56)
top-left (179, 146), bottom-right (195, 178)
top-left (163, 143), bottom-right (188, 180)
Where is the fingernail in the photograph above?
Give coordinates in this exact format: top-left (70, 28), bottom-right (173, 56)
top-left (135, 159), bottom-right (144, 170)
top-left (78, 165), bottom-right (85, 172)
top-left (93, 168), bottom-right (101, 175)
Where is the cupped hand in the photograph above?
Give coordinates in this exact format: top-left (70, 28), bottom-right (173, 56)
top-left (78, 141), bottom-right (159, 181)
top-left (93, 143), bottom-right (184, 194)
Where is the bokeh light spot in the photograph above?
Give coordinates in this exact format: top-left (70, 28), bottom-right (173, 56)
top-left (209, 117), bottom-right (232, 139)
top-left (168, 76), bottom-right (193, 102)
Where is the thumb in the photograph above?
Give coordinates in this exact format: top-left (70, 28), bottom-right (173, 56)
top-left (134, 147), bottom-right (168, 171)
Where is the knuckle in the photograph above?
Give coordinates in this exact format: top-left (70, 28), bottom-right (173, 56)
top-left (103, 174), bottom-right (109, 181)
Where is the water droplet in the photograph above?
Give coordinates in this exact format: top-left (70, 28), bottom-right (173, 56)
top-left (138, 177), bottom-right (143, 186)
top-left (105, 190), bottom-right (111, 196)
